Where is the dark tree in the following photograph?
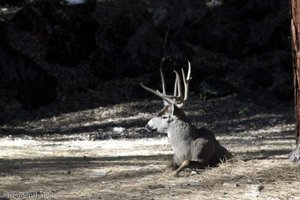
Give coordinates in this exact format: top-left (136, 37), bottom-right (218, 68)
top-left (289, 0), bottom-right (300, 162)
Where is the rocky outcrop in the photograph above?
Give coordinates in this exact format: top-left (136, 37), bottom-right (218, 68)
top-left (0, 22), bottom-right (57, 110)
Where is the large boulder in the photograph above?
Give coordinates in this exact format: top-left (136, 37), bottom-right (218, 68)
top-left (0, 22), bottom-right (57, 110)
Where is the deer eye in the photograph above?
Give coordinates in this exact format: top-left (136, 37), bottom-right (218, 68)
top-left (161, 115), bottom-right (169, 119)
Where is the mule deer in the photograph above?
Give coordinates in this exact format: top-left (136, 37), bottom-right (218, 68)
top-left (141, 62), bottom-right (231, 176)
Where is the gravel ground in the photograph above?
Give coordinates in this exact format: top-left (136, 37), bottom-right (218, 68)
top-left (0, 95), bottom-right (299, 199)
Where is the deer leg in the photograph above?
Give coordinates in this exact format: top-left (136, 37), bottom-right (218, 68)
top-left (171, 160), bottom-right (206, 177)
top-left (165, 155), bottom-right (180, 173)
top-left (165, 162), bottom-right (178, 173)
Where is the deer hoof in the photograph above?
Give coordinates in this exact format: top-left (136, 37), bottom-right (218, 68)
top-left (170, 171), bottom-right (180, 177)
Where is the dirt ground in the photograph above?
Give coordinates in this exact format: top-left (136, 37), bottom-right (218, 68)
top-left (0, 95), bottom-right (299, 200)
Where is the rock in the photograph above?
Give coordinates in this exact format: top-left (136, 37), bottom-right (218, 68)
top-left (0, 22), bottom-right (57, 109)
top-left (60, 0), bottom-right (97, 15)
top-left (271, 76), bottom-right (293, 101)
top-left (246, 21), bottom-right (275, 52)
top-left (199, 77), bottom-right (235, 99)
top-left (241, 0), bottom-right (281, 20)
top-left (46, 14), bottom-right (98, 66)
top-left (60, 0), bottom-right (86, 6)
top-left (12, 7), bottom-right (45, 32)
top-left (90, 170), bottom-right (108, 178)
top-left (242, 64), bottom-right (273, 90)
top-left (243, 184), bottom-right (264, 198)
top-left (222, 182), bottom-right (240, 187)
top-left (113, 127), bottom-right (126, 134)
top-left (0, 0), bottom-right (25, 6)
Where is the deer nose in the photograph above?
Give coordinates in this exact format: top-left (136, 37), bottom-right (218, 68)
top-left (145, 124), bottom-right (150, 130)
top-left (145, 124), bottom-right (155, 132)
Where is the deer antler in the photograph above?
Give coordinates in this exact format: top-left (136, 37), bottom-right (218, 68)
top-left (140, 61), bottom-right (192, 109)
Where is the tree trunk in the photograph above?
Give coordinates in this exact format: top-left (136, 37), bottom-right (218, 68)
top-left (289, 0), bottom-right (300, 162)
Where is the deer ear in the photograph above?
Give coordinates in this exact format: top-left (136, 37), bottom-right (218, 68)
top-left (157, 105), bottom-right (169, 116)
top-left (171, 104), bottom-right (181, 116)
top-left (171, 104), bottom-right (188, 120)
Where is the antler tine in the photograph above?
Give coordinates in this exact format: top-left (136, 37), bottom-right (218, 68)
top-left (182, 61), bottom-right (192, 101)
top-left (173, 70), bottom-right (182, 98)
top-left (159, 58), bottom-right (166, 95)
top-left (141, 61), bottom-right (192, 109)
top-left (159, 67), bottom-right (166, 95)
top-left (140, 83), bottom-right (175, 105)
top-left (187, 61), bottom-right (192, 80)
top-left (173, 73), bottom-right (178, 96)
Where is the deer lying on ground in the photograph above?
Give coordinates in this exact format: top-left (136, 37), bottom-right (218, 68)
top-left (141, 62), bottom-right (231, 176)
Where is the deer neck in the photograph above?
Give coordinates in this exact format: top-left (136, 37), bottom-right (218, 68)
top-left (167, 118), bottom-right (196, 140)
top-left (167, 119), bottom-right (196, 158)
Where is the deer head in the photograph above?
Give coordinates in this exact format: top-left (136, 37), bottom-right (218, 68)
top-left (141, 61), bottom-right (192, 133)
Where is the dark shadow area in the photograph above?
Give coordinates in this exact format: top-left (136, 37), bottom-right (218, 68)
top-left (0, 94), bottom-right (295, 141)
top-left (0, 116), bottom-right (165, 139)
top-left (0, 154), bottom-right (172, 177)
top-left (0, 148), bottom-right (295, 181)
top-left (0, 0), bottom-right (294, 127)
top-left (0, 118), bottom-right (148, 135)
top-left (237, 149), bottom-right (293, 160)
